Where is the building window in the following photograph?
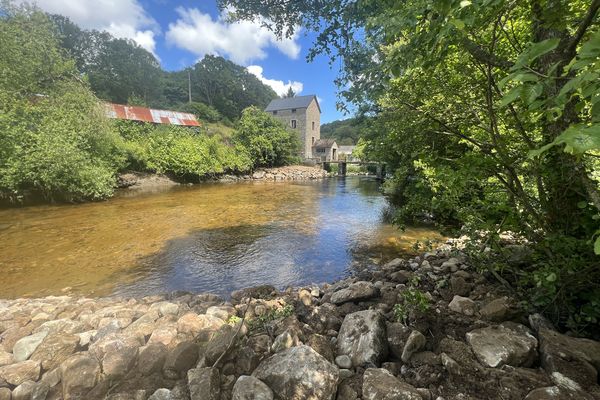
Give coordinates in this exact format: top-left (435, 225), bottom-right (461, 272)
top-left (273, 111), bottom-right (278, 115)
top-left (312, 137), bottom-right (315, 145)
top-left (291, 120), bottom-right (297, 129)
top-left (312, 121), bottom-right (315, 131)
top-left (291, 109), bottom-right (296, 113)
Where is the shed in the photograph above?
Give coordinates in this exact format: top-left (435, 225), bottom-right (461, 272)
top-left (313, 139), bottom-right (338, 161)
top-left (105, 103), bottom-right (200, 127)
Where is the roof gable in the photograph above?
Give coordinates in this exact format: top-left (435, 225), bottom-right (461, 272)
top-left (313, 138), bottom-right (337, 148)
top-left (265, 95), bottom-right (321, 113)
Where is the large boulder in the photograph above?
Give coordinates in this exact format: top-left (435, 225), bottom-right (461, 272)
top-left (362, 368), bottom-right (422, 400)
top-left (337, 310), bottom-right (387, 367)
top-left (12, 331), bottom-right (48, 362)
top-left (232, 375), bottom-right (274, 400)
top-left (448, 295), bottom-right (477, 316)
top-left (231, 285), bottom-right (277, 302)
top-left (30, 333), bottom-right (79, 370)
top-left (177, 313), bottom-right (224, 336)
top-left (252, 345), bottom-right (339, 400)
top-left (0, 360), bottom-right (41, 386)
top-left (386, 322), bottom-right (411, 360)
top-left (138, 343), bottom-right (168, 376)
top-left (538, 327), bottom-right (600, 389)
top-left (330, 282), bottom-right (379, 305)
top-left (60, 354), bottom-right (101, 399)
top-left (100, 338), bottom-right (139, 378)
top-left (188, 367), bottom-right (220, 400)
top-left (466, 322), bottom-right (538, 368)
top-left (401, 331), bottom-right (426, 363)
top-left (479, 297), bottom-right (512, 321)
top-left (163, 341), bottom-right (199, 379)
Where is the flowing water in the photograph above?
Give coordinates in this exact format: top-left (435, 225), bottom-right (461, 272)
top-left (0, 177), bottom-right (443, 299)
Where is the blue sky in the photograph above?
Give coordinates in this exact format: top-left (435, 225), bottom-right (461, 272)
top-left (20, 0), bottom-right (349, 123)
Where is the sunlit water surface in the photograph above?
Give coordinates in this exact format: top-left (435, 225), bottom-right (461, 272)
top-left (0, 177), bottom-right (443, 298)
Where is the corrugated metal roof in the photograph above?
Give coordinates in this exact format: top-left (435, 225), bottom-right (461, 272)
top-left (265, 95), bottom-right (321, 113)
top-left (313, 139), bottom-right (337, 148)
top-left (105, 103), bottom-right (200, 127)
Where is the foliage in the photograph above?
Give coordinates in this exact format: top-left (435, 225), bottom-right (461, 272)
top-left (393, 277), bottom-right (432, 324)
top-left (246, 304), bottom-right (294, 332)
top-left (115, 121), bottom-right (253, 179)
top-left (0, 6), bottom-right (124, 203)
top-left (283, 86), bottom-right (296, 98)
top-left (234, 106), bottom-right (301, 168)
top-left (179, 102), bottom-right (223, 123)
top-left (320, 118), bottom-right (364, 145)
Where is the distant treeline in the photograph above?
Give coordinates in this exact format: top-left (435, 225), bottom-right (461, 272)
top-left (320, 118), bottom-right (365, 145)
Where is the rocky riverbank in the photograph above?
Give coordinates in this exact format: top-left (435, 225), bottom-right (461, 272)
top-left (1, 241), bottom-right (599, 400)
top-left (118, 166), bottom-right (328, 190)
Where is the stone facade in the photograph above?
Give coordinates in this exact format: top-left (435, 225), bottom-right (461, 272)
top-left (265, 95), bottom-right (321, 159)
top-left (313, 139), bottom-right (338, 162)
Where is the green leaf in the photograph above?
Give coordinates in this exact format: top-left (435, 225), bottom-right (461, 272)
top-left (595, 236), bottom-right (600, 255)
top-left (450, 19), bottom-right (465, 30)
top-left (499, 86), bottom-right (521, 107)
top-left (578, 201), bottom-right (588, 209)
top-left (460, 0), bottom-right (472, 7)
top-left (515, 38), bottom-right (561, 68)
top-left (546, 272), bottom-right (557, 282)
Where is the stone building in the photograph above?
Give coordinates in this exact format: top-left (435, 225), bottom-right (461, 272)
top-left (313, 139), bottom-right (338, 161)
top-left (337, 145), bottom-right (359, 161)
top-left (265, 95), bottom-right (321, 159)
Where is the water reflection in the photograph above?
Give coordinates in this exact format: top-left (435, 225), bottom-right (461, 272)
top-left (0, 177), bottom-right (444, 298)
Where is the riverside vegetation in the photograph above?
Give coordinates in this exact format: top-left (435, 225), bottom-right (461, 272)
top-left (0, 6), bottom-right (300, 204)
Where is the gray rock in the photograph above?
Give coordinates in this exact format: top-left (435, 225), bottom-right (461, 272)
top-left (252, 345), bottom-right (339, 400)
top-left (330, 281), bottom-right (379, 305)
top-left (306, 334), bottom-right (334, 362)
top-left (466, 322), bottom-right (538, 368)
top-left (163, 341), bottom-right (199, 379)
top-left (231, 285), bottom-right (276, 302)
top-left (479, 297), bottom-right (511, 321)
top-left (0, 350), bottom-right (13, 367)
top-left (390, 271), bottom-right (413, 284)
top-left (271, 330), bottom-right (297, 353)
top-left (139, 343), bottom-right (168, 376)
top-left (386, 322), bottom-right (411, 360)
top-left (440, 353), bottom-right (461, 375)
top-left (206, 306), bottom-right (236, 321)
top-left (335, 355), bottom-right (352, 369)
top-left (337, 310), bottom-right (387, 367)
top-left (60, 355), bottom-right (101, 400)
top-left (102, 339), bottom-right (138, 378)
top-left (339, 369), bottom-right (353, 379)
top-left (538, 327), bottom-right (600, 389)
top-left (0, 360), bottom-right (41, 386)
top-left (149, 302), bottom-right (180, 317)
top-left (0, 388), bottom-right (10, 400)
top-left (188, 367), bottom-right (220, 400)
top-left (30, 333), bottom-right (79, 371)
top-left (204, 324), bottom-right (238, 366)
top-left (12, 380), bottom-right (35, 400)
top-left (148, 388), bottom-right (172, 400)
top-left (448, 295), bottom-right (476, 316)
top-left (362, 368), bottom-right (422, 400)
top-left (524, 385), bottom-right (594, 400)
top-left (401, 331), bottom-right (426, 363)
top-left (232, 375), bottom-right (274, 400)
top-left (12, 332), bottom-right (48, 362)
top-left (449, 276), bottom-right (471, 297)
top-left (337, 382), bottom-right (358, 400)
top-left (177, 313), bottom-right (224, 336)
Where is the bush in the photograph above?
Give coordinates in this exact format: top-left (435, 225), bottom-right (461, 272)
top-left (180, 102), bottom-right (222, 123)
top-left (234, 106), bottom-right (301, 168)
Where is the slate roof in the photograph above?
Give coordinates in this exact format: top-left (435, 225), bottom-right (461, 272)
top-left (313, 138), bottom-right (337, 148)
top-left (265, 95), bottom-right (321, 113)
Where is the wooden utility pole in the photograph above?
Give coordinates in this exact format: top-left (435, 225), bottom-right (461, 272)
top-left (188, 69), bottom-right (192, 104)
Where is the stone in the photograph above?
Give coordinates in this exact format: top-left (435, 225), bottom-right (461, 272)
top-left (330, 282), bottom-right (379, 305)
top-left (448, 295), bottom-right (477, 316)
top-left (335, 355), bottom-right (352, 369)
top-left (148, 388), bottom-right (172, 400)
top-left (34, 319), bottom-right (83, 336)
top-left (337, 382), bottom-right (358, 400)
top-left (148, 326), bottom-right (178, 348)
top-left (390, 271), bottom-right (413, 284)
top-left (298, 289), bottom-right (313, 307)
top-left (40, 368), bottom-right (61, 388)
top-left (271, 330), bottom-right (297, 353)
top-left (538, 327), bottom-right (600, 389)
top-left (306, 334), bottom-right (334, 362)
top-left (362, 368), bottom-right (422, 400)
top-left (232, 375), bottom-right (274, 400)
top-left (138, 343), bottom-right (168, 376)
top-left (163, 341), bottom-right (199, 379)
top-left (149, 302), bottom-right (179, 317)
top-left (77, 330), bottom-right (96, 348)
top-left (401, 331), bottom-right (426, 363)
top-left (12, 380), bottom-right (35, 400)
top-left (60, 355), bottom-right (101, 400)
top-left (204, 325), bottom-right (238, 366)
top-left (206, 306), bottom-right (236, 321)
top-left (0, 388), bottom-right (10, 400)
top-left (410, 351), bottom-right (441, 367)
top-left (187, 367), bottom-right (220, 400)
top-left (0, 350), bottom-right (14, 367)
top-left (30, 333), bottom-right (79, 371)
top-left (386, 322), bottom-right (411, 360)
top-left (12, 331), bottom-right (48, 362)
top-left (524, 386), bottom-right (594, 400)
top-left (231, 285), bottom-right (276, 302)
top-left (440, 353), bottom-right (461, 375)
top-left (479, 297), bottom-right (511, 321)
top-left (101, 338), bottom-right (138, 378)
top-left (0, 360), bottom-right (41, 386)
top-left (252, 345), bottom-right (339, 400)
top-left (383, 258), bottom-right (404, 270)
top-left (337, 310), bottom-right (387, 367)
top-left (449, 276), bottom-right (471, 297)
top-left (466, 322), bottom-right (538, 368)
top-left (177, 313), bottom-right (224, 336)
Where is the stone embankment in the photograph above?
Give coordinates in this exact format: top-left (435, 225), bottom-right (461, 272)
top-left (118, 166), bottom-right (328, 190)
top-left (1, 242), bottom-right (600, 399)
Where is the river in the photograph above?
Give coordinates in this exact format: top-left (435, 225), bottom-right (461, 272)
top-left (0, 177), bottom-right (443, 299)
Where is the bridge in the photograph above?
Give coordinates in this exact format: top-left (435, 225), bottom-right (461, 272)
top-left (319, 161), bottom-right (387, 180)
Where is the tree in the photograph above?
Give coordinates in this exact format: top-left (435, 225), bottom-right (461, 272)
top-left (283, 86), bottom-right (296, 98)
top-left (234, 106), bottom-right (301, 167)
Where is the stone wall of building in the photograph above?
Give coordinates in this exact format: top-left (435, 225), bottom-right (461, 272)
top-left (268, 98), bottom-right (320, 159)
top-left (304, 100), bottom-right (321, 158)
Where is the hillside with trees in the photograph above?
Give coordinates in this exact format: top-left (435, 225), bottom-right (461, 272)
top-left (320, 117), bottom-right (365, 145)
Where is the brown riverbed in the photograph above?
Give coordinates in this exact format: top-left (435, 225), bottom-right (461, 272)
top-left (0, 177), bottom-right (444, 298)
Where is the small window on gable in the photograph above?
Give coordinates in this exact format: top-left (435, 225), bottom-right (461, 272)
top-left (273, 111), bottom-right (278, 115)
top-left (312, 121), bottom-right (315, 131)
top-left (291, 120), bottom-right (297, 129)
top-left (291, 109), bottom-right (296, 113)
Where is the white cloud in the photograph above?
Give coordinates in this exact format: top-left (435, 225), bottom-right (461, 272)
top-left (14, 0), bottom-right (159, 56)
top-left (166, 7), bottom-right (301, 65)
top-left (247, 65), bottom-right (303, 97)
top-left (317, 96), bottom-right (323, 104)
